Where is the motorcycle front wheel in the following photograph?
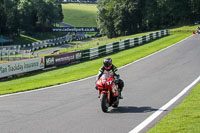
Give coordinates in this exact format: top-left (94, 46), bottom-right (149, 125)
top-left (100, 93), bottom-right (109, 113)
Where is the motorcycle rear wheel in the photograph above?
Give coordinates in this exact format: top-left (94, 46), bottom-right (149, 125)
top-left (112, 99), bottom-right (119, 108)
top-left (101, 93), bottom-right (109, 112)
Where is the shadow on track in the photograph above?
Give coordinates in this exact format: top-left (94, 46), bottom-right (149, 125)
top-left (109, 106), bottom-right (166, 113)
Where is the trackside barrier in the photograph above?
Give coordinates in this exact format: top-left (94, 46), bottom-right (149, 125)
top-left (80, 29), bottom-right (169, 60)
top-left (0, 30), bottom-right (169, 78)
top-left (0, 45), bottom-right (21, 56)
top-left (0, 57), bottom-right (45, 78)
top-left (44, 51), bottom-right (82, 67)
top-left (21, 33), bottom-right (74, 51)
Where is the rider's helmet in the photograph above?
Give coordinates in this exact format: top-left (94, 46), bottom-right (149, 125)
top-left (103, 57), bottom-right (112, 70)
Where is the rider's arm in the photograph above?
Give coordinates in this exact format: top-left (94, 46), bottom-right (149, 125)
top-left (96, 66), bottom-right (104, 80)
top-left (113, 65), bottom-right (120, 79)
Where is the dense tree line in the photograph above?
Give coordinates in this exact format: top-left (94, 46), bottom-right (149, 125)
top-left (97, 0), bottom-right (200, 38)
top-left (0, 0), bottom-right (63, 35)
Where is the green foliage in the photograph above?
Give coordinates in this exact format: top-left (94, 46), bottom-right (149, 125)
top-left (0, 0), bottom-right (63, 35)
top-left (97, 0), bottom-right (200, 38)
top-left (0, 0), bottom-right (20, 35)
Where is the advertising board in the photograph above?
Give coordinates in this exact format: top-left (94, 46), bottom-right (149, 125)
top-left (0, 57), bottom-right (45, 78)
top-left (45, 52), bottom-right (82, 67)
top-left (52, 27), bottom-right (99, 32)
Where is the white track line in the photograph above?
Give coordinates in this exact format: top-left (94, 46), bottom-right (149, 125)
top-left (0, 34), bottom-right (194, 99)
top-left (129, 75), bottom-right (200, 133)
top-left (0, 34), bottom-right (198, 133)
top-left (121, 34), bottom-right (193, 69)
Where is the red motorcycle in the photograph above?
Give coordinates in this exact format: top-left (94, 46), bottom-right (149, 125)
top-left (96, 72), bottom-right (120, 112)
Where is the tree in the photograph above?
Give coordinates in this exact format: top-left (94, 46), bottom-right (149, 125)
top-left (97, 0), bottom-right (200, 38)
top-left (0, 0), bottom-right (20, 35)
top-left (113, 0), bottom-right (138, 36)
top-left (17, 0), bottom-right (35, 33)
top-left (0, 0), bottom-right (64, 35)
top-left (189, 0), bottom-right (200, 22)
top-left (0, 0), bottom-right (6, 34)
top-left (97, 0), bottom-right (116, 38)
top-left (97, 0), bottom-right (142, 38)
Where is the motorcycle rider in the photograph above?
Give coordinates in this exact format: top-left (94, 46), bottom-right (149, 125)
top-left (96, 57), bottom-right (124, 99)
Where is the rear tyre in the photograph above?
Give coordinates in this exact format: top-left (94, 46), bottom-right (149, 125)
top-left (112, 98), bottom-right (119, 108)
top-left (101, 93), bottom-right (109, 112)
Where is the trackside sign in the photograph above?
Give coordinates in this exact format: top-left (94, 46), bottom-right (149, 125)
top-left (0, 57), bottom-right (45, 78)
top-left (45, 52), bottom-right (82, 67)
top-left (52, 27), bottom-right (99, 32)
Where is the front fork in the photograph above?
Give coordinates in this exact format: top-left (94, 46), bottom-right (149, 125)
top-left (99, 90), bottom-right (110, 103)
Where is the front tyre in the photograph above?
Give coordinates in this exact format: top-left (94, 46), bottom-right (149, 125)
top-left (101, 93), bottom-right (109, 113)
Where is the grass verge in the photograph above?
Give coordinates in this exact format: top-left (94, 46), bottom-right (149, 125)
top-left (58, 31), bottom-right (160, 53)
top-left (62, 3), bottom-right (98, 27)
top-left (148, 82), bottom-right (200, 133)
top-left (0, 33), bottom-right (190, 95)
top-left (13, 32), bottom-right (67, 45)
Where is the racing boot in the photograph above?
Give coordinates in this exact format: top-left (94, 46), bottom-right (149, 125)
top-left (118, 90), bottom-right (123, 99)
top-left (95, 85), bottom-right (98, 90)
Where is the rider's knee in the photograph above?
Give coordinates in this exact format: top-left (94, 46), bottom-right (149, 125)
top-left (118, 79), bottom-right (124, 91)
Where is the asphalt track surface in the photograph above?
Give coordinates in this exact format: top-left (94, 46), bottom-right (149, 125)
top-left (0, 34), bottom-right (200, 133)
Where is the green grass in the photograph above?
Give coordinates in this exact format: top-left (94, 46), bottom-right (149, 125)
top-left (0, 61), bottom-right (8, 64)
top-left (148, 83), bottom-right (200, 133)
top-left (58, 24), bottom-right (199, 53)
top-left (58, 31), bottom-right (160, 53)
top-left (13, 32), bottom-right (67, 45)
top-left (20, 34), bottom-right (40, 42)
top-left (2, 25), bottom-right (200, 132)
top-left (170, 24), bottom-right (200, 33)
top-left (13, 34), bottom-right (38, 45)
top-left (1, 3), bottom-right (200, 131)
top-left (146, 24), bottom-right (200, 133)
top-left (30, 32), bottom-right (67, 40)
top-left (0, 32), bottom-right (190, 95)
top-left (62, 3), bottom-right (98, 27)
top-left (11, 3), bottom-right (98, 45)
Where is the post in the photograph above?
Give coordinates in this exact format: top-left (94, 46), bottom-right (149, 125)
top-left (1, 42), bottom-right (3, 61)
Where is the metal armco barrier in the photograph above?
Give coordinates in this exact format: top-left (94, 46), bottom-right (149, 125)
top-left (0, 30), bottom-right (169, 79)
top-left (80, 29), bottom-right (169, 61)
top-left (21, 33), bottom-right (74, 51)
